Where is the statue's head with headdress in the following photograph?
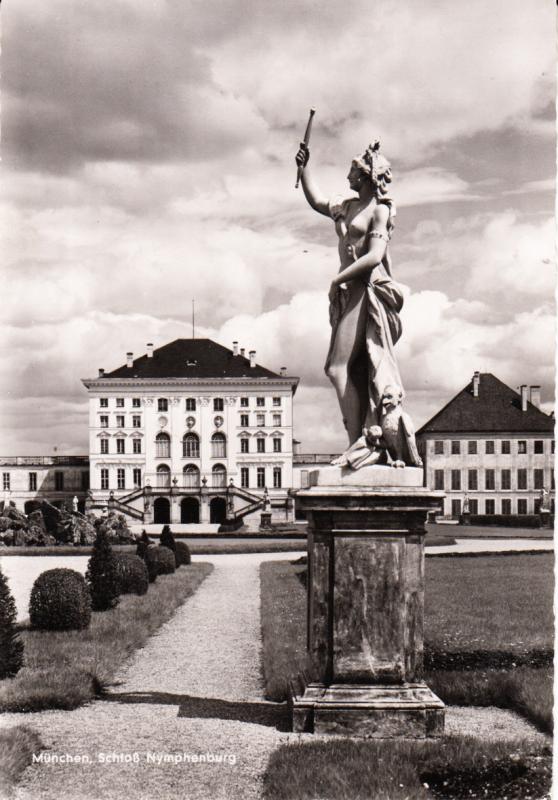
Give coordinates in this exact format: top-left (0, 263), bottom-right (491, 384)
top-left (351, 140), bottom-right (392, 197)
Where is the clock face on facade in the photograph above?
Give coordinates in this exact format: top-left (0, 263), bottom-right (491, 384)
top-left (158, 416), bottom-right (168, 428)
top-left (186, 416), bottom-right (196, 428)
top-left (214, 416), bottom-right (224, 428)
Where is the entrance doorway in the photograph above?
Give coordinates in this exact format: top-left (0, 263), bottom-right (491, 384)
top-left (153, 497), bottom-right (170, 524)
top-left (210, 497), bottom-right (227, 524)
top-left (181, 497), bottom-right (200, 524)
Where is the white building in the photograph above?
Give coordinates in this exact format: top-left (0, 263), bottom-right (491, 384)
top-left (81, 338), bottom-right (299, 526)
top-left (0, 456), bottom-right (89, 513)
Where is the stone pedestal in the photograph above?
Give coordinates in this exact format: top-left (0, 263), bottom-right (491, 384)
top-left (260, 511), bottom-right (273, 530)
top-left (539, 510), bottom-right (551, 529)
top-left (291, 465), bottom-right (445, 738)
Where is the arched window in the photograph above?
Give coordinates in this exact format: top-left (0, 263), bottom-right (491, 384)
top-left (212, 464), bottom-right (227, 488)
top-left (211, 432), bottom-right (227, 458)
top-left (156, 464), bottom-right (171, 488)
top-left (183, 432), bottom-right (200, 458)
top-left (183, 464), bottom-right (200, 488)
top-left (155, 432), bottom-right (171, 458)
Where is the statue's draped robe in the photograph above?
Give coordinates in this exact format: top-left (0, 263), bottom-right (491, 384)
top-left (325, 196), bottom-right (404, 428)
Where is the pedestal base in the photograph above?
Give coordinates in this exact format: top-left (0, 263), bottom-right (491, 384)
top-left (291, 682), bottom-right (445, 738)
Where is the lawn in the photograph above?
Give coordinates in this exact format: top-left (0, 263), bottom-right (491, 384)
top-left (0, 562), bottom-right (213, 712)
top-left (0, 727), bottom-right (42, 799)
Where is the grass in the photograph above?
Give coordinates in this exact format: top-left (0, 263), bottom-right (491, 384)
top-left (259, 554), bottom-right (554, 732)
top-left (1, 541), bottom-right (306, 557)
top-left (0, 726), bottom-right (43, 799)
top-left (263, 736), bottom-right (552, 800)
top-left (0, 562), bottom-right (213, 712)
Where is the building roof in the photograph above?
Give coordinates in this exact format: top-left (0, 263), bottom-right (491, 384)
top-left (417, 373), bottom-right (554, 435)
top-left (101, 339), bottom-right (290, 381)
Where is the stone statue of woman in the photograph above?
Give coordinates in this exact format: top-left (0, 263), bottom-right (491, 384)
top-left (295, 139), bottom-right (405, 459)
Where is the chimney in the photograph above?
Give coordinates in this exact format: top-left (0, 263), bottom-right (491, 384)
top-left (126, 352), bottom-right (133, 368)
top-left (280, 366), bottom-right (287, 377)
top-left (529, 385), bottom-right (541, 409)
top-left (249, 350), bottom-right (256, 368)
top-left (240, 347), bottom-right (245, 357)
top-left (472, 371), bottom-right (480, 398)
top-left (98, 368), bottom-right (105, 377)
top-left (146, 343), bottom-right (153, 358)
top-left (232, 341), bottom-right (239, 356)
top-left (520, 384), bottom-right (528, 412)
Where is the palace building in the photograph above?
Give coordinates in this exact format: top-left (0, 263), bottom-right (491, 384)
top-left (81, 338), bottom-right (299, 526)
top-left (416, 372), bottom-right (555, 518)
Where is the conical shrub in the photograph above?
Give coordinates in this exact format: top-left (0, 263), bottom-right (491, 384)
top-left (160, 525), bottom-right (176, 553)
top-left (0, 566), bottom-right (24, 677)
top-left (86, 526), bottom-right (120, 611)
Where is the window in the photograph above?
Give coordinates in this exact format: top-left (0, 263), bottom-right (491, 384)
top-left (183, 464), bottom-right (200, 488)
top-left (434, 470), bottom-right (444, 490)
top-left (434, 441), bottom-right (444, 455)
top-left (213, 398), bottom-right (224, 412)
top-left (211, 432), bottom-right (227, 458)
top-left (485, 499), bottom-right (495, 515)
top-left (212, 464), bottom-right (226, 488)
top-left (100, 398), bottom-right (108, 408)
top-left (100, 415), bottom-right (109, 428)
top-left (133, 468), bottom-right (142, 489)
top-left (468, 440), bottom-right (477, 455)
top-left (241, 467), bottom-right (249, 488)
top-left (257, 397), bottom-right (265, 407)
top-left (273, 397), bottom-right (281, 407)
top-left (156, 432), bottom-right (171, 458)
top-left (468, 469), bottom-right (478, 490)
top-left (158, 398), bottom-right (168, 412)
top-left (256, 413), bottom-right (265, 427)
top-left (552, 469), bottom-right (555, 490)
top-left (186, 398), bottom-right (196, 411)
top-left (133, 439), bottom-right (142, 454)
top-left (116, 415), bottom-right (125, 428)
top-left (485, 469), bottom-right (495, 490)
top-left (534, 469), bottom-right (544, 490)
top-left (240, 438), bottom-right (249, 454)
top-left (552, 440), bottom-right (555, 454)
top-left (257, 438), bottom-right (265, 453)
top-left (100, 439), bottom-right (109, 454)
top-left (273, 437), bottom-right (282, 453)
top-left (451, 470), bottom-right (461, 490)
top-left (501, 440), bottom-right (511, 454)
top-left (29, 472), bottom-right (37, 491)
top-left (517, 469), bottom-right (527, 490)
top-left (501, 499), bottom-right (512, 515)
top-left (240, 414), bottom-right (249, 427)
top-left (451, 440), bottom-right (460, 455)
top-left (257, 467), bottom-right (266, 488)
top-left (132, 415), bottom-right (141, 428)
top-left (156, 464), bottom-right (171, 488)
top-left (116, 398), bottom-right (124, 407)
top-left (518, 440), bottom-right (527, 454)
top-left (451, 499), bottom-right (461, 518)
top-left (272, 414), bottom-right (282, 427)
top-left (517, 499), bottom-right (528, 515)
top-left (485, 440), bottom-right (495, 454)
top-left (273, 467), bottom-right (282, 488)
top-left (101, 468), bottom-right (109, 490)
top-left (116, 438), bottom-right (125, 454)
top-left (501, 469), bottom-right (511, 490)
top-left (183, 433), bottom-right (200, 458)
top-left (240, 397), bottom-right (249, 407)
top-left (534, 440), bottom-right (544, 454)
top-left (469, 499), bottom-right (478, 515)
top-left (54, 472), bottom-right (64, 491)
top-left (81, 472), bottom-right (89, 491)
top-left (117, 468), bottom-right (125, 490)
top-left (132, 398), bottom-right (141, 408)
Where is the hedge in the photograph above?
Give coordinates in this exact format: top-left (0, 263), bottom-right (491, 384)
top-left (29, 569), bottom-right (91, 631)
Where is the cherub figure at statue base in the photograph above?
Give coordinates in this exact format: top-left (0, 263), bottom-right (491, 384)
top-left (331, 384), bottom-right (423, 470)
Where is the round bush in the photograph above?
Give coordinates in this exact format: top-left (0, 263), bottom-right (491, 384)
top-left (29, 568), bottom-right (91, 631)
top-left (175, 541), bottom-right (191, 567)
top-left (144, 545), bottom-right (175, 580)
top-left (115, 554), bottom-right (149, 596)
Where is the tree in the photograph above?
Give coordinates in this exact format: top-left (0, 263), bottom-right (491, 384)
top-left (86, 525), bottom-right (120, 611)
top-left (160, 525), bottom-right (176, 553)
top-left (0, 566), bottom-right (24, 678)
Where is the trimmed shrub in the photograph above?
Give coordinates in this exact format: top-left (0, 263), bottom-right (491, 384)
top-left (468, 514), bottom-right (541, 528)
top-left (160, 525), bottom-right (176, 553)
top-left (144, 545), bottom-right (175, 580)
top-left (29, 569), bottom-right (91, 631)
top-left (0, 567), bottom-right (24, 677)
top-left (143, 547), bottom-right (159, 583)
top-left (175, 541), bottom-right (191, 567)
top-left (114, 554), bottom-right (149, 596)
top-left (86, 527), bottom-right (120, 611)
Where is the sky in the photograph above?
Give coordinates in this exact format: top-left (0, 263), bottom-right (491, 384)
top-left (1, 0), bottom-right (555, 455)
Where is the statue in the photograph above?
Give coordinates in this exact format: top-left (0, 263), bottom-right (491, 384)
top-left (296, 134), bottom-right (418, 467)
top-left (72, 495), bottom-right (79, 513)
top-left (539, 487), bottom-right (550, 512)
